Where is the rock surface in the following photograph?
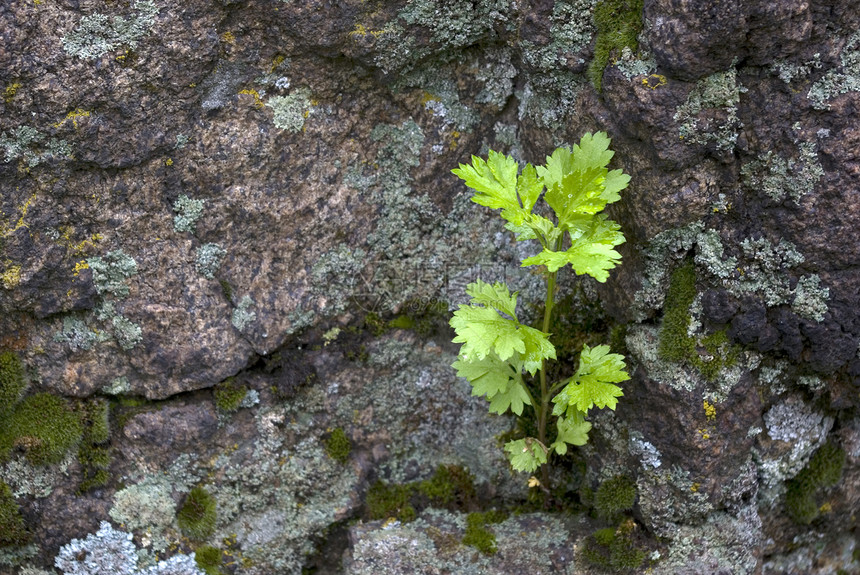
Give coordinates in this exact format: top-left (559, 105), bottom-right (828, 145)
top-left (1, 0), bottom-right (859, 574)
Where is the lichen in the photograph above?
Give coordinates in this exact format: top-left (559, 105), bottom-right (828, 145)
top-left (0, 126), bottom-right (72, 167)
top-left (741, 141), bottom-right (824, 205)
top-left (87, 250), bottom-right (139, 298)
top-left (808, 30), bottom-right (860, 109)
top-left (674, 67), bottom-right (746, 151)
top-left (231, 295), bottom-right (256, 332)
top-left (265, 88), bottom-right (312, 132)
top-left (172, 195), bottom-right (205, 234)
top-left (195, 243), bottom-right (226, 279)
top-left (62, 0), bottom-right (160, 60)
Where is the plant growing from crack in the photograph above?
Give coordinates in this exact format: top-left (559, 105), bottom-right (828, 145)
top-left (450, 132), bottom-right (631, 487)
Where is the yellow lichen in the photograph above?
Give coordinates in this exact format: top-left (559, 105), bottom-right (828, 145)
top-left (1, 265), bottom-right (22, 289)
top-left (4, 82), bottom-right (21, 103)
top-left (221, 31), bottom-right (236, 44)
top-left (54, 109), bottom-right (91, 129)
top-left (641, 74), bottom-right (667, 90)
top-left (690, 482), bottom-right (700, 492)
top-left (703, 400), bottom-right (716, 421)
top-left (238, 89), bottom-right (264, 108)
top-left (73, 260), bottom-right (89, 276)
top-left (165, 158), bottom-right (173, 166)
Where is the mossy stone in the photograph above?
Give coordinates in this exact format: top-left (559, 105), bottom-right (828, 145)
top-left (194, 545), bottom-right (223, 575)
top-left (588, 0), bottom-right (645, 91)
top-left (785, 441), bottom-right (845, 524)
top-left (0, 393), bottom-right (83, 465)
top-left (462, 510), bottom-right (507, 555)
top-left (213, 378), bottom-right (247, 413)
top-left (366, 481), bottom-right (415, 523)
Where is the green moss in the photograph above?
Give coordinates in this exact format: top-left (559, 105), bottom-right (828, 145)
top-left (76, 398), bottom-right (112, 493)
top-left (0, 351), bottom-right (26, 418)
top-left (366, 481), bottom-right (416, 523)
top-left (582, 523), bottom-right (646, 571)
top-left (324, 428), bottom-right (352, 464)
top-left (785, 441), bottom-right (846, 524)
top-left (594, 475), bottom-right (637, 520)
top-left (0, 393), bottom-right (83, 465)
top-left (462, 510), bottom-right (507, 555)
top-left (219, 279), bottom-right (233, 302)
top-left (0, 481), bottom-right (29, 547)
top-left (194, 545), bottom-right (224, 575)
top-left (213, 378), bottom-right (247, 413)
top-left (658, 261), bottom-right (739, 380)
top-left (177, 486), bottom-right (217, 540)
top-left (417, 464), bottom-right (476, 507)
top-left (588, 0), bottom-right (644, 91)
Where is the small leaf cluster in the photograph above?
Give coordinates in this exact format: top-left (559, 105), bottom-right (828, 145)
top-left (450, 132), bottom-right (631, 474)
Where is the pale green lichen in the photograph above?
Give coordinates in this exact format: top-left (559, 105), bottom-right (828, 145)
top-left (0, 126), bottom-right (72, 166)
top-left (741, 141), bottom-right (824, 205)
top-left (173, 195), bottom-right (205, 234)
top-left (112, 315), bottom-right (143, 350)
top-left (791, 274), bottom-right (829, 322)
top-left (54, 316), bottom-right (109, 351)
top-left (808, 30), bottom-right (860, 109)
top-left (87, 250), bottom-right (138, 298)
top-left (266, 88), bottom-right (312, 132)
top-left (62, 0), bottom-right (160, 60)
top-left (231, 295), bottom-right (256, 332)
top-left (674, 67), bottom-right (746, 151)
top-left (770, 53), bottom-right (821, 84)
top-left (194, 243), bottom-right (226, 279)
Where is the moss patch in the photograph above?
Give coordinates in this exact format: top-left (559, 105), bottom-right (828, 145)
top-left (0, 393), bottom-right (83, 465)
top-left (658, 261), bottom-right (739, 380)
top-left (324, 427), bottom-right (352, 464)
top-left (194, 545), bottom-right (224, 575)
top-left (462, 510), bottom-right (507, 555)
top-left (594, 475), bottom-right (637, 520)
top-left (0, 481), bottom-right (30, 547)
top-left (177, 486), bottom-right (217, 540)
top-left (365, 465), bottom-right (478, 523)
top-left (0, 351), bottom-right (26, 418)
top-left (785, 441), bottom-right (845, 524)
top-left (213, 378), bottom-right (247, 413)
top-left (581, 520), bottom-right (647, 571)
top-left (588, 0), bottom-right (644, 91)
top-left (77, 398), bottom-right (112, 493)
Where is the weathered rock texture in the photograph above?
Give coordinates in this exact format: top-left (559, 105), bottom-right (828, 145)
top-left (1, 0), bottom-right (859, 573)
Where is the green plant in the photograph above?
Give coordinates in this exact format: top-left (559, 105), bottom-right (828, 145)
top-left (582, 522), bottom-right (646, 570)
top-left (366, 481), bottom-right (416, 523)
top-left (324, 427), bottom-right (352, 463)
top-left (177, 486), bottom-right (217, 540)
top-left (450, 132), bottom-right (631, 485)
top-left (0, 393), bottom-right (84, 465)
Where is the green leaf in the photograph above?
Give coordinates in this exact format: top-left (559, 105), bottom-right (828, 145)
top-left (518, 324), bottom-right (557, 375)
top-left (488, 377), bottom-right (532, 415)
top-left (552, 344), bottom-right (629, 414)
top-left (452, 150), bottom-right (528, 225)
top-left (550, 415), bottom-right (592, 454)
top-left (452, 354), bottom-right (522, 401)
top-left (450, 305), bottom-right (524, 361)
top-left (521, 215), bottom-right (625, 281)
top-left (465, 279), bottom-right (518, 321)
top-left (450, 281), bottom-right (555, 367)
top-left (517, 163), bottom-right (543, 212)
top-left (504, 438), bottom-right (548, 473)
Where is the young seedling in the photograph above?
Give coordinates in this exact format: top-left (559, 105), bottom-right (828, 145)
top-left (450, 132), bottom-right (631, 488)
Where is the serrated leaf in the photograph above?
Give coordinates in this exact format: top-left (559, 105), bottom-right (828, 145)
top-left (504, 438), bottom-right (548, 473)
top-left (488, 377), bottom-right (532, 415)
top-left (552, 344), bottom-right (629, 414)
top-left (452, 353), bottom-right (523, 401)
top-left (450, 305), bottom-right (525, 361)
top-left (465, 279), bottom-right (518, 321)
top-left (452, 150), bottom-right (528, 225)
top-left (518, 325), bottom-right (557, 375)
top-left (517, 163), bottom-right (543, 211)
top-left (504, 214), bottom-right (558, 243)
top-left (550, 416), bottom-right (592, 455)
